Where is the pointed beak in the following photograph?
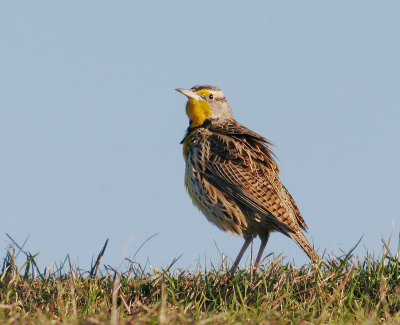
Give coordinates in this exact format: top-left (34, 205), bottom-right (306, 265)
top-left (175, 88), bottom-right (203, 101)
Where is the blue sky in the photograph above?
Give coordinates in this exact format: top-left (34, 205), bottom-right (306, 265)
top-left (1, 1), bottom-right (399, 271)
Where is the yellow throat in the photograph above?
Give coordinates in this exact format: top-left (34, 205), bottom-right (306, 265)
top-left (186, 98), bottom-right (211, 128)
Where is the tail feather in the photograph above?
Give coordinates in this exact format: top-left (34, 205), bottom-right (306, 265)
top-left (290, 231), bottom-right (322, 264)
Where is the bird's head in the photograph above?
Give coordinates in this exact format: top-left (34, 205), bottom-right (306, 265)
top-left (176, 85), bottom-right (233, 128)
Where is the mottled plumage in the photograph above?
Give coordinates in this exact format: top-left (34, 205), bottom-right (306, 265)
top-left (177, 85), bottom-right (320, 270)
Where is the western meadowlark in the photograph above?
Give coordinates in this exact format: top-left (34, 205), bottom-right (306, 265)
top-left (176, 85), bottom-right (321, 271)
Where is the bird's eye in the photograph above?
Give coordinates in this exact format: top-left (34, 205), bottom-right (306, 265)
top-left (209, 94), bottom-right (214, 100)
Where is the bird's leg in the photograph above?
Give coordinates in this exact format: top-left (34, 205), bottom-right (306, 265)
top-left (230, 237), bottom-right (253, 272)
top-left (254, 235), bottom-right (269, 269)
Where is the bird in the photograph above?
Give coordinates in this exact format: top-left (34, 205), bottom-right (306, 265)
top-left (176, 85), bottom-right (321, 271)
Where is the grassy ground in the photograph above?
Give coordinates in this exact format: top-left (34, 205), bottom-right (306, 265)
top-left (0, 235), bottom-right (399, 324)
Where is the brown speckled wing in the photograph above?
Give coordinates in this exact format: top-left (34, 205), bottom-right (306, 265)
top-left (202, 121), bottom-right (307, 234)
top-left (282, 184), bottom-right (308, 230)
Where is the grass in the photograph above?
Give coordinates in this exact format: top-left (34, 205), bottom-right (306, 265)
top-left (0, 235), bottom-right (399, 324)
